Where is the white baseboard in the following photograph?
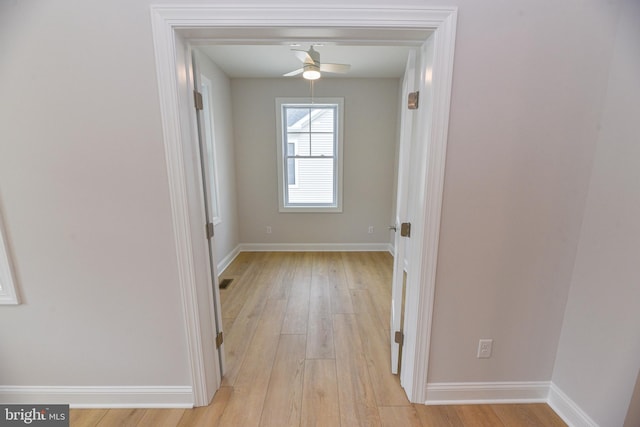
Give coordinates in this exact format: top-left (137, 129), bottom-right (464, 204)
top-left (0, 386), bottom-right (193, 408)
top-left (217, 245), bottom-right (241, 275)
top-left (217, 244), bottom-right (394, 273)
top-left (548, 382), bottom-right (599, 427)
top-left (239, 243), bottom-right (391, 252)
top-left (425, 381), bottom-right (550, 405)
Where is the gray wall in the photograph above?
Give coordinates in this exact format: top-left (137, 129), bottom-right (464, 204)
top-left (428, 0), bottom-right (619, 384)
top-left (193, 49), bottom-right (240, 265)
top-left (231, 78), bottom-right (398, 246)
top-left (552, 0), bottom-right (640, 425)
top-left (0, 0), bottom-right (190, 386)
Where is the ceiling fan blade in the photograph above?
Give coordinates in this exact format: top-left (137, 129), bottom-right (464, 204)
top-left (292, 49), bottom-right (313, 64)
top-left (283, 68), bottom-right (304, 77)
top-left (320, 63), bottom-right (351, 73)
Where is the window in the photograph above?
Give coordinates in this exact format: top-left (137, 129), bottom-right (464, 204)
top-left (276, 98), bottom-right (344, 212)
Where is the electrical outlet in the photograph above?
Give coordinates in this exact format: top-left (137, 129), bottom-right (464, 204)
top-left (368, 226), bottom-right (374, 234)
top-left (477, 339), bottom-right (493, 359)
top-left (266, 226), bottom-right (272, 234)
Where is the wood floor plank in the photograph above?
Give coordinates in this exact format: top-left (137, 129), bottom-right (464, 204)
top-left (222, 316), bottom-right (236, 333)
top-left (95, 409), bottom-right (146, 427)
top-left (360, 252), bottom-right (393, 331)
top-left (527, 403), bottom-right (568, 426)
top-left (351, 288), bottom-right (386, 331)
top-left (378, 406), bottom-right (422, 427)
top-left (177, 386), bottom-right (232, 427)
top-left (281, 253), bottom-right (312, 334)
top-left (220, 298), bottom-right (266, 387)
top-left (333, 313), bottom-right (381, 427)
top-left (219, 252), bottom-right (265, 317)
top-left (176, 407), bottom-right (209, 427)
top-left (327, 251), bottom-right (354, 314)
top-left (341, 252), bottom-right (371, 290)
top-left (414, 404), bottom-right (465, 427)
top-left (206, 386), bottom-right (234, 424)
top-left (312, 252), bottom-right (330, 276)
top-left (352, 289), bottom-right (408, 406)
top-left (455, 405), bottom-right (505, 427)
top-left (69, 409), bottom-right (108, 427)
top-left (309, 274), bottom-right (331, 314)
top-left (301, 359), bottom-right (340, 427)
top-left (491, 403), bottom-right (549, 427)
top-left (267, 252), bottom-right (295, 300)
top-left (217, 298), bottom-right (287, 427)
top-left (220, 251), bottom-right (253, 277)
top-left (222, 254), bottom-right (284, 386)
top-left (137, 409), bottom-right (185, 427)
top-left (306, 311), bottom-right (334, 359)
top-left (370, 251), bottom-right (393, 284)
top-left (260, 334), bottom-right (306, 427)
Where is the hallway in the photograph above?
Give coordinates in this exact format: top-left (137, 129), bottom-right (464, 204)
top-left (215, 251), bottom-right (404, 426)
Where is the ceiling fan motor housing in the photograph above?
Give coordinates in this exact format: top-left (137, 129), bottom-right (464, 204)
top-left (307, 46), bottom-right (321, 64)
top-left (303, 62), bottom-right (320, 72)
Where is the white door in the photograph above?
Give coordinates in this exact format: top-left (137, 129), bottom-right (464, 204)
top-left (390, 35), bottom-right (434, 376)
top-left (191, 52), bottom-right (226, 384)
top-left (390, 49), bottom-right (417, 374)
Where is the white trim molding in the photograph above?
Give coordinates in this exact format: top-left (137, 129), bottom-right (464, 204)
top-left (397, 11), bottom-right (458, 403)
top-left (425, 381), bottom-right (550, 405)
top-left (218, 243), bottom-right (394, 275)
top-left (0, 210), bottom-right (19, 305)
top-left (239, 243), bottom-right (391, 252)
top-left (216, 245), bottom-right (241, 275)
top-left (0, 386), bottom-right (193, 408)
top-left (150, 3), bottom-right (458, 406)
top-left (424, 381), bottom-right (601, 426)
top-left (548, 382), bottom-right (599, 427)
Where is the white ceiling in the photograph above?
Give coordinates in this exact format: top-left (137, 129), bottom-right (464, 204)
top-left (197, 44), bottom-right (415, 79)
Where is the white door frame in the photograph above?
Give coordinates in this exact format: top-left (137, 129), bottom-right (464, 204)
top-left (150, 4), bottom-right (457, 406)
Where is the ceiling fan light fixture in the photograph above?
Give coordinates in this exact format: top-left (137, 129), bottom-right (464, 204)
top-left (302, 64), bottom-right (321, 80)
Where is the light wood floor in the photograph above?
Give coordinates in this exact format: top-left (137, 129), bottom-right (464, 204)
top-left (70, 252), bottom-right (566, 426)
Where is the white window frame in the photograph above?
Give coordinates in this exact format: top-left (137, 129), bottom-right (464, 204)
top-left (0, 212), bottom-right (19, 305)
top-left (275, 97), bottom-right (344, 213)
top-left (286, 142), bottom-right (299, 189)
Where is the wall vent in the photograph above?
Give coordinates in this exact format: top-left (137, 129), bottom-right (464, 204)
top-left (219, 278), bottom-right (233, 289)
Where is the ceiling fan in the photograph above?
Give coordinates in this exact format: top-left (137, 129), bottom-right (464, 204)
top-left (283, 46), bottom-right (351, 80)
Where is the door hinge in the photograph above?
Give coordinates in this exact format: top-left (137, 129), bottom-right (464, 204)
top-left (400, 222), bottom-right (411, 237)
top-left (394, 331), bottom-right (404, 346)
top-left (408, 91), bottom-right (419, 110)
top-left (194, 90), bottom-right (203, 111)
top-left (206, 222), bottom-right (214, 239)
top-left (215, 331), bottom-right (224, 349)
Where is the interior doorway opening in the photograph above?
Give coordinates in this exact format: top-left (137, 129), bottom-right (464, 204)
top-left (150, 5), bottom-right (457, 406)
top-left (190, 38), bottom-right (417, 399)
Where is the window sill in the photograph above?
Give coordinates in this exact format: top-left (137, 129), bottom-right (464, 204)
top-left (279, 206), bottom-right (343, 213)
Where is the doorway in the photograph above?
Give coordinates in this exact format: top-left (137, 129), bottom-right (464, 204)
top-left (150, 5), bottom-right (457, 406)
